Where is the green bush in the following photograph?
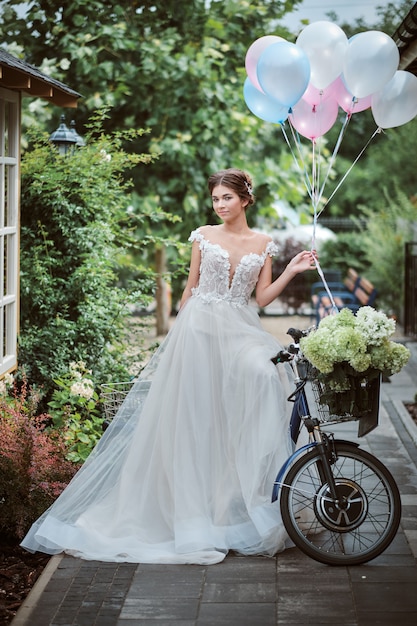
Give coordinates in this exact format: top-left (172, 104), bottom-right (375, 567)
top-left (359, 190), bottom-right (417, 315)
top-left (319, 191), bottom-right (416, 317)
top-left (318, 231), bottom-right (369, 277)
top-left (18, 110), bottom-right (164, 405)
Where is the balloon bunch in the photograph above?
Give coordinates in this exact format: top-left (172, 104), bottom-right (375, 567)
top-left (244, 21), bottom-right (417, 212)
top-left (244, 21), bottom-right (417, 314)
top-left (245, 21), bottom-right (417, 135)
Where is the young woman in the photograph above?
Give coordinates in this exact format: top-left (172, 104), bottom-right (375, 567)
top-left (21, 168), bottom-right (316, 565)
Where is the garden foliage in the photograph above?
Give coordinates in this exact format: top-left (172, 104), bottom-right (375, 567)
top-left (0, 375), bottom-right (78, 539)
top-left (18, 111), bottom-right (166, 405)
top-left (318, 190), bottom-right (416, 317)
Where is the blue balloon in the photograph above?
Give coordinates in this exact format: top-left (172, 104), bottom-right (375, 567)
top-left (257, 41), bottom-right (310, 107)
top-left (243, 77), bottom-right (289, 124)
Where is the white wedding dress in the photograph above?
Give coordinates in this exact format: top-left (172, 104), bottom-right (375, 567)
top-left (21, 229), bottom-right (294, 564)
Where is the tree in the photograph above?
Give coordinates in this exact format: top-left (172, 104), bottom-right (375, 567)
top-left (1, 0), bottom-right (311, 313)
top-left (0, 0), bottom-right (304, 206)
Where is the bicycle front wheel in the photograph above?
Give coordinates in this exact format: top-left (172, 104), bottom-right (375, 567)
top-left (280, 442), bottom-right (401, 565)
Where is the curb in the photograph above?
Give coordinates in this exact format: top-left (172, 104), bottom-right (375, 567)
top-left (10, 554), bottom-right (63, 626)
top-left (393, 399), bottom-right (417, 447)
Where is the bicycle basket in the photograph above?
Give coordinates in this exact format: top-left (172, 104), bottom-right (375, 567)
top-left (100, 380), bottom-right (135, 422)
top-left (309, 372), bottom-right (381, 436)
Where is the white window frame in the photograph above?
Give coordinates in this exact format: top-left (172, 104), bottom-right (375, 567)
top-left (0, 88), bottom-right (20, 376)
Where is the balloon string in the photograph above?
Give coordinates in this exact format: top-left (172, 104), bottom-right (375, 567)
top-left (314, 258), bottom-right (339, 316)
top-left (280, 123), bottom-right (314, 200)
top-left (317, 110), bottom-right (352, 207)
top-left (311, 181), bottom-right (338, 316)
top-left (311, 138), bottom-right (322, 251)
top-left (317, 126), bottom-right (383, 218)
top-left (281, 122), bottom-right (314, 199)
top-left (283, 114), bottom-right (344, 318)
top-left (311, 125), bottom-right (382, 320)
top-left (313, 138), bottom-right (319, 209)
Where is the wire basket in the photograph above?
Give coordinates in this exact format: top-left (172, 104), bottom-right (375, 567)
top-left (309, 372), bottom-right (381, 437)
top-left (311, 378), bottom-right (357, 425)
top-left (100, 380), bottom-right (136, 422)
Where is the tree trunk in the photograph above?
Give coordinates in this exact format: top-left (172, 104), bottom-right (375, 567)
top-left (155, 245), bottom-right (170, 335)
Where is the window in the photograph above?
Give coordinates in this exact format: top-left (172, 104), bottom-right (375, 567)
top-left (0, 88), bottom-right (19, 376)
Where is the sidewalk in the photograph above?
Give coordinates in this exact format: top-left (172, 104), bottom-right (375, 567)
top-left (12, 317), bottom-right (417, 626)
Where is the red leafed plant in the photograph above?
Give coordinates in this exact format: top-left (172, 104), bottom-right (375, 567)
top-left (0, 375), bottom-right (79, 541)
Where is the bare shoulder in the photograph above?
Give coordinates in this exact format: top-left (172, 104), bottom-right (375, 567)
top-left (250, 231), bottom-right (273, 248)
top-left (199, 224), bottom-right (220, 234)
top-left (193, 224), bottom-right (215, 238)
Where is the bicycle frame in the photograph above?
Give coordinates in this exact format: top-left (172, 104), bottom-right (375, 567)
top-left (271, 335), bottom-right (359, 504)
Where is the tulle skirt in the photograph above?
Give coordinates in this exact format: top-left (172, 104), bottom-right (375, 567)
top-left (21, 297), bottom-right (293, 564)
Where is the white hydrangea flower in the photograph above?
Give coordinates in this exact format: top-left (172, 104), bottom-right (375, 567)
top-left (70, 379), bottom-right (94, 400)
top-left (4, 373), bottom-right (14, 386)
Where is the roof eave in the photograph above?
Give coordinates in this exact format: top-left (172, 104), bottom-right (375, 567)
top-left (0, 49), bottom-right (81, 107)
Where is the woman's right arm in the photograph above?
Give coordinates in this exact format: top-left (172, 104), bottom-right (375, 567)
top-left (179, 240), bottom-right (201, 309)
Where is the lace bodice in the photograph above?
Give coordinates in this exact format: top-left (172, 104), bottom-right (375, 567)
top-left (189, 229), bottom-right (278, 306)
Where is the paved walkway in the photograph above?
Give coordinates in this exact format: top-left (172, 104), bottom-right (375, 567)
top-left (12, 317), bottom-right (417, 626)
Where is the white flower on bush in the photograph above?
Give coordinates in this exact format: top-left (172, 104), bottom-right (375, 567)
top-left (69, 361), bottom-right (92, 381)
top-left (100, 149), bottom-right (111, 162)
top-left (4, 373), bottom-right (14, 386)
top-left (0, 372), bottom-right (15, 395)
top-left (70, 378), bottom-right (94, 400)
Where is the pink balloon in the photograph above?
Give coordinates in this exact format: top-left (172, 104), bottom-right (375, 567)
top-left (303, 79), bottom-right (339, 107)
top-left (333, 77), bottom-right (372, 114)
top-left (289, 98), bottom-right (339, 140)
top-left (245, 35), bottom-right (284, 92)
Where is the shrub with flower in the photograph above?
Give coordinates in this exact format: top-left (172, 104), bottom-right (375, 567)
top-left (48, 361), bottom-right (105, 463)
top-left (0, 376), bottom-right (78, 540)
top-left (300, 307), bottom-right (410, 416)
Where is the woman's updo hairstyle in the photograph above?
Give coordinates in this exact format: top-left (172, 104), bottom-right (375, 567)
top-left (208, 168), bottom-right (255, 207)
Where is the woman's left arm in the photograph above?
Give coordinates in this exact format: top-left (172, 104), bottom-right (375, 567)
top-left (179, 240), bottom-right (202, 309)
top-left (255, 250), bottom-right (317, 308)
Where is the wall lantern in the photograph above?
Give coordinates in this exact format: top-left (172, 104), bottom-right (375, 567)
top-left (49, 115), bottom-right (84, 154)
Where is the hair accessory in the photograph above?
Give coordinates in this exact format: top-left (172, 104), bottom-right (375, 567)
top-left (244, 181), bottom-right (253, 196)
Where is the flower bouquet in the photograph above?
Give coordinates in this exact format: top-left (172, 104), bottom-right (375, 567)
top-left (300, 307), bottom-right (410, 434)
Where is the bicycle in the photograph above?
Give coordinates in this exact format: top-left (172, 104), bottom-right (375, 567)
top-left (271, 327), bottom-right (401, 566)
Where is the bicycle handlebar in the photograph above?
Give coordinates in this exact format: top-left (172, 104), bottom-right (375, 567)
top-left (270, 350), bottom-right (293, 365)
top-left (287, 327), bottom-right (309, 343)
top-left (271, 327), bottom-right (311, 367)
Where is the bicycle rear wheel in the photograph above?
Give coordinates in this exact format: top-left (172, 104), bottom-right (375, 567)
top-left (280, 442), bottom-right (401, 565)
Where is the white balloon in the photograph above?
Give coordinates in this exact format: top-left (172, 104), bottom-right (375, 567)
top-left (296, 21), bottom-right (348, 89)
top-left (372, 70), bottom-right (417, 129)
top-left (343, 31), bottom-right (399, 98)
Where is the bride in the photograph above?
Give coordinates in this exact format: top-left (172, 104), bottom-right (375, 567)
top-left (21, 168), bottom-right (316, 565)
